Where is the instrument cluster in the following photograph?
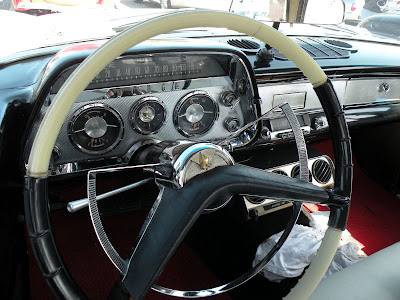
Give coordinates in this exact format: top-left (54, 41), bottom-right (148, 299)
top-left (27, 51), bottom-right (258, 174)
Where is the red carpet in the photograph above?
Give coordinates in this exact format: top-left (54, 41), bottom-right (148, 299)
top-left (308, 140), bottom-right (400, 255)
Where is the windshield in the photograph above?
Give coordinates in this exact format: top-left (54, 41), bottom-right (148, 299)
top-left (1, 0), bottom-right (400, 57)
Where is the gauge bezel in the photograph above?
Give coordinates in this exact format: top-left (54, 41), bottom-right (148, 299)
top-left (173, 91), bottom-right (219, 138)
top-left (68, 103), bottom-right (124, 155)
top-left (129, 96), bottom-right (167, 135)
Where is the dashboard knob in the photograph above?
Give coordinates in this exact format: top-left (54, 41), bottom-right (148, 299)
top-left (225, 117), bottom-right (240, 132)
top-left (261, 128), bottom-right (271, 140)
top-left (379, 82), bottom-right (390, 93)
top-left (220, 91), bottom-right (238, 107)
top-left (313, 117), bottom-right (326, 130)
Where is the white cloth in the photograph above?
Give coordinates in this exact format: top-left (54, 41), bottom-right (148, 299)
top-left (253, 224), bottom-right (363, 282)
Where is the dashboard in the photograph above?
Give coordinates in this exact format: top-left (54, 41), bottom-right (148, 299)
top-left (0, 31), bottom-right (399, 185)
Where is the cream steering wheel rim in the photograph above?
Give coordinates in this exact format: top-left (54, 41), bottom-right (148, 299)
top-left (26, 10), bottom-right (340, 300)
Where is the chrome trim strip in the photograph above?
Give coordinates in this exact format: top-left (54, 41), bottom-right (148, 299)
top-left (244, 155), bottom-right (334, 217)
top-left (281, 103), bottom-right (309, 182)
top-left (88, 172), bottom-right (126, 273)
top-left (86, 163), bottom-right (162, 273)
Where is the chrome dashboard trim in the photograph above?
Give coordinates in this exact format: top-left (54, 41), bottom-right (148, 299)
top-left (344, 78), bottom-right (400, 106)
top-left (257, 79), bottom-right (347, 114)
top-left (244, 155), bottom-right (334, 217)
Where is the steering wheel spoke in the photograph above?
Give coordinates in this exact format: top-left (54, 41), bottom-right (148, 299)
top-left (120, 164), bottom-right (331, 299)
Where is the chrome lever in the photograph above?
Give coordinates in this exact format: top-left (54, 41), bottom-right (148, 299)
top-left (67, 178), bottom-right (152, 213)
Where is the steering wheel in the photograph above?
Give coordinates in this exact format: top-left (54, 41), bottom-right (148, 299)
top-left (25, 10), bottom-right (352, 300)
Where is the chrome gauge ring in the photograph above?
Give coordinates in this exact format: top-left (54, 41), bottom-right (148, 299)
top-left (68, 103), bottom-right (124, 155)
top-left (173, 91), bottom-right (218, 137)
top-left (130, 96), bottom-right (167, 135)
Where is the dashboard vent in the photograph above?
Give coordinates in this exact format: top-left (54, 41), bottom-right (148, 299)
top-left (291, 165), bottom-right (312, 182)
top-left (246, 195), bottom-right (264, 204)
top-left (227, 39), bottom-right (261, 50)
top-left (324, 39), bottom-right (352, 49)
top-left (246, 169), bottom-right (287, 204)
top-left (272, 169), bottom-right (288, 176)
top-left (273, 37), bottom-right (350, 60)
top-left (312, 159), bottom-right (332, 184)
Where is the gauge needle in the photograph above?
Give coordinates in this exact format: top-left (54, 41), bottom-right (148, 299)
top-left (73, 128), bottom-right (85, 133)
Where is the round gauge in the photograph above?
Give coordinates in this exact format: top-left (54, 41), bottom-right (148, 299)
top-left (174, 91), bottom-right (218, 137)
top-left (68, 104), bottom-right (123, 155)
top-left (130, 97), bottom-right (166, 135)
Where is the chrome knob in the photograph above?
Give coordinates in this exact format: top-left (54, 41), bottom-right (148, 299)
top-left (261, 128), bottom-right (271, 140)
top-left (220, 91), bottom-right (238, 107)
top-left (313, 117), bottom-right (326, 130)
top-left (225, 117), bottom-right (240, 132)
top-left (379, 82), bottom-right (390, 93)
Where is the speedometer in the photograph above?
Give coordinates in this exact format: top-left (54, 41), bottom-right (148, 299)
top-left (68, 104), bottom-right (123, 155)
top-left (173, 91), bottom-right (218, 137)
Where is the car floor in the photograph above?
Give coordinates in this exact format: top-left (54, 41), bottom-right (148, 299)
top-left (26, 140), bottom-right (400, 299)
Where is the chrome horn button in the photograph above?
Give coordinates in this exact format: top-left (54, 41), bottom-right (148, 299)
top-left (168, 142), bottom-right (235, 188)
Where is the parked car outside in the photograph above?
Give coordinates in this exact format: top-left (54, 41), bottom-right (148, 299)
top-left (358, 13), bottom-right (400, 39)
top-left (343, 0), bottom-right (365, 24)
top-left (380, 0), bottom-right (400, 13)
top-left (134, 0), bottom-right (233, 10)
top-left (3, 0), bottom-right (118, 14)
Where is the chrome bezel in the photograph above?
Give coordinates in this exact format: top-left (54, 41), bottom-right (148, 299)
top-left (173, 91), bottom-right (219, 138)
top-left (171, 142), bottom-right (234, 188)
top-left (68, 103), bottom-right (124, 155)
top-left (129, 96), bottom-right (167, 135)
